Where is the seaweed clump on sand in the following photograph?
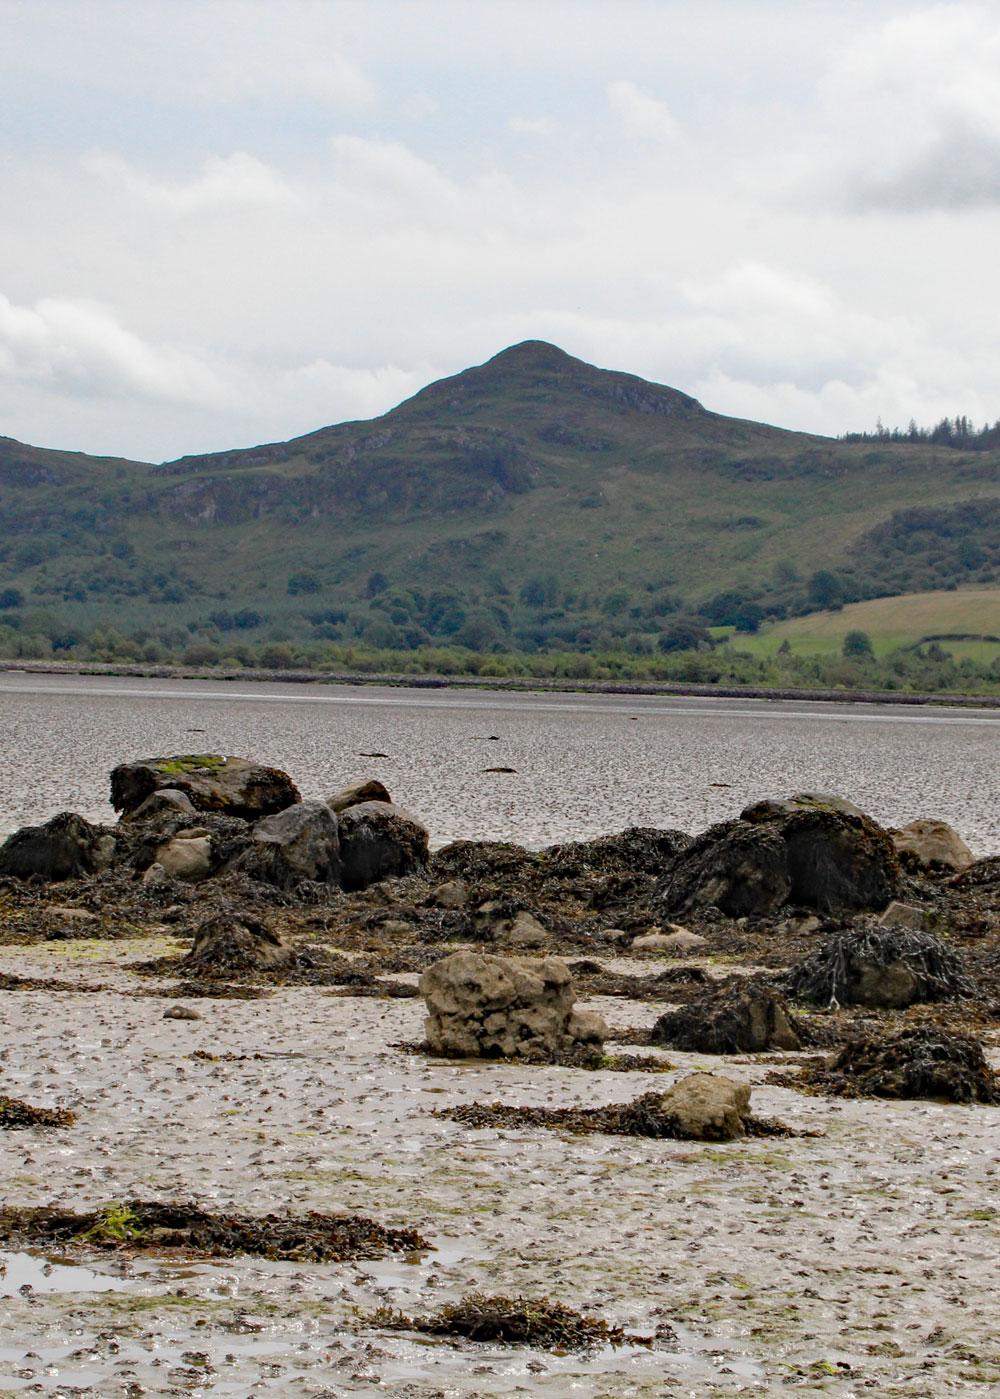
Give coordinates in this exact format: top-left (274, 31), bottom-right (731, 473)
top-left (784, 925), bottom-right (977, 1008)
top-left (371, 1292), bottom-right (649, 1351)
top-left (0, 1200), bottom-right (429, 1262)
top-left (439, 1088), bottom-right (796, 1140)
top-left (780, 1026), bottom-right (1000, 1104)
top-left (0, 1096), bottom-right (76, 1129)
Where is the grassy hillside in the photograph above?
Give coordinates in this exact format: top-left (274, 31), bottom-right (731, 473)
top-left (1, 339), bottom-right (999, 664)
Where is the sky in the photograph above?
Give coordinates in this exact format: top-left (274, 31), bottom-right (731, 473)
top-left (3, 0), bottom-right (1000, 462)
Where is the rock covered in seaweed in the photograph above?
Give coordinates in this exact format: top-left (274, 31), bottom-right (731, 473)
top-left (650, 978), bottom-right (802, 1053)
top-left (179, 914), bottom-right (292, 975)
top-left (338, 801), bottom-right (428, 891)
top-left (0, 812), bottom-right (116, 883)
top-left (111, 755), bottom-right (300, 821)
top-left (784, 924), bottom-right (976, 1008)
top-left (797, 1026), bottom-right (1000, 1103)
top-left (420, 950), bottom-right (607, 1059)
top-left (655, 794), bottom-right (901, 919)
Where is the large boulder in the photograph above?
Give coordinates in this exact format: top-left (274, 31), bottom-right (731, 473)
top-left (110, 755), bottom-right (300, 820)
top-left (656, 821), bottom-right (791, 919)
top-left (656, 1073), bottom-right (753, 1141)
top-left (243, 800), bottom-right (341, 889)
top-left (890, 818), bottom-right (974, 874)
top-left (0, 813), bottom-right (115, 883)
top-left (338, 800), bottom-right (428, 891)
top-left (420, 951), bottom-right (607, 1059)
top-left (650, 979), bottom-right (802, 1053)
top-left (657, 796), bottom-right (901, 920)
top-left (784, 924), bottom-right (976, 1008)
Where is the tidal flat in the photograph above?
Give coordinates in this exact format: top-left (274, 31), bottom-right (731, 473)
top-left (0, 941), bottom-right (998, 1398)
top-left (1, 676), bottom-right (1000, 1396)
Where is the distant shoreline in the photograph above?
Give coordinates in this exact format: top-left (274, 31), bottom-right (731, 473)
top-left (1, 657), bottom-right (998, 708)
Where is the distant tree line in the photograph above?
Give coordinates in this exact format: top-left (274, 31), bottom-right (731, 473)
top-left (842, 416), bottom-right (1000, 451)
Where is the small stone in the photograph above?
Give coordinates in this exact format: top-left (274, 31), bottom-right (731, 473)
top-left (877, 901), bottom-right (929, 932)
top-left (632, 927), bottom-right (707, 954)
top-left (141, 862), bottom-right (171, 887)
top-left (891, 819), bottom-right (974, 873)
top-left (498, 910), bottom-right (549, 949)
top-left (658, 1073), bottom-right (752, 1140)
top-left (327, 780), bottom-right (391, 813)
top-left (433, 879), bottom-right (469, 910)
top-left (155, 836), bottom-right (213, 883)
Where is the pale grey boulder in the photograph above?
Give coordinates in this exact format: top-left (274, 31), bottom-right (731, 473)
top-left (420, 951), bottom-right (607, 1059)
top-left (249, 800), bottom-right (341, 888)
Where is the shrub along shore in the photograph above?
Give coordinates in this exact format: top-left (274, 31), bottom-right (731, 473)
top-left (1, 655), bottom-right (999, 708)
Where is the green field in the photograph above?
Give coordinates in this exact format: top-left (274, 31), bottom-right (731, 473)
top-left (727, 588), bottom-right (1000, 659)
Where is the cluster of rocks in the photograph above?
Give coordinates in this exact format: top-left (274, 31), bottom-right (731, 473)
top-left (0, 755), bottom-right (428, 896)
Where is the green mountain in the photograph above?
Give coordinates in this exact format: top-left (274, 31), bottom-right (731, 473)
top-left (2, 339), bottom-right (999, 659)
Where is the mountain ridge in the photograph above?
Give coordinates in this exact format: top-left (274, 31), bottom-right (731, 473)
top-left (0, 341), bottom-right (998, 662)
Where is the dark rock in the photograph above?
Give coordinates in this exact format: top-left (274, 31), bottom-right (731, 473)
top-left (327, 780), bottom-right (392, 813)
top-left (246, 801), bottom-right (341, 889)
top-left (0, 813), bottom-right (115, 883)
top-left (657, 799), bottom-right (901, 919)
top-left (656, 820), bottom-right (791, 919)
top-left (784, 924), bottom-right (976, 1008)
top-left (776, 806), bottom-right (900, 913)
top-left (110, 755), bottom-right (300, 820)
top-left (650, 978), bottom-right (802, 1053)
top-left (338, 800), bottom-right (429, 891)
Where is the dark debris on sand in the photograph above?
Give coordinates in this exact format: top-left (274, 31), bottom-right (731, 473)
top-left (369, 1292), bottom-right (651, 1351)
top-left (0, 1199), bottom-right (429, 1262)
top-left (394, 1041), bottom-right (673, 1072)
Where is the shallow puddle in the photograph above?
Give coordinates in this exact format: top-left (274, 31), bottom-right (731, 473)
top-left (0, 1251), bottom-right (133, 1297)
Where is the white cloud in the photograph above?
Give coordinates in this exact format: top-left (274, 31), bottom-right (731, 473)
top-left (0, 293), bottom-right (230, 407)
top-left (815, 4), bottom-right (1000, 209)
top-left (83, 150), bottom-right (297, 213)
top-left (607, 80), bottom-right (681, 141)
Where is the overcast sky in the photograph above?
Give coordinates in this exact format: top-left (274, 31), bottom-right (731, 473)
top-left (3, 0), bottom-right (1000, 461)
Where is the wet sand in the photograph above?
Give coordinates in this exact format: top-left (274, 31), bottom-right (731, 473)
top-left (4, 674), bottom-right (1000, 855)
top-left (1, 939), bottom-right (999, 1397)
